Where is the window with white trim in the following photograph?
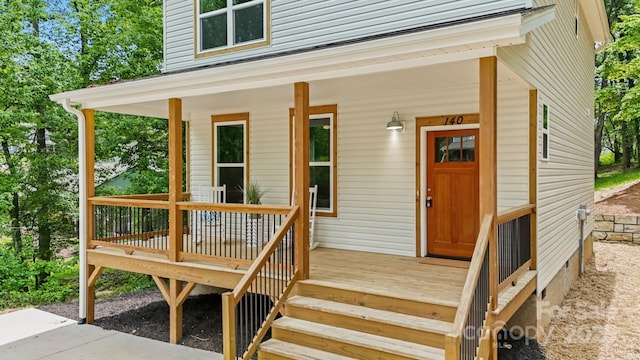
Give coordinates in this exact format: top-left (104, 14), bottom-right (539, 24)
top-left (289, 105), bottom-right (338, 217)
top-left (212, 114), bottom-right (248, 203)
top-left (542, 104), bottom-right (550, 160)
top-left (197, 0), bottom-right (267, 54)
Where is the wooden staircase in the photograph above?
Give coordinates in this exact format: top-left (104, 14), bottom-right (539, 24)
top-left (258, 280), bottom-right (457, 360)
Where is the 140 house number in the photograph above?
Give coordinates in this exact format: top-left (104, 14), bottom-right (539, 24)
top-left (443, 115), bottom-right (465, 125)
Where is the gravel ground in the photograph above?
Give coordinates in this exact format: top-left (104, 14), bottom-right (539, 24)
top-left (541, 241), bottom-right (640, 360)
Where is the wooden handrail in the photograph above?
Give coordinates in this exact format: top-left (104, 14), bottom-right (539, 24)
top-left (497, 204), bottom-right (535, 225)
top-left (88, 197), bottom-right (170, 209)
top-left (100, 193), bottom-right (171, 200)
top-left (232, 205), bottom-right (299, 301)
top-left (223, 205), bottom-right (301, 360)
top-left (449, 213), bottom-right (494, 337)
top-left (177, 201), bottom-right (292, 215)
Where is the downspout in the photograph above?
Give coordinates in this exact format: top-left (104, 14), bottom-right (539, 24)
top-left (61, 99), bottom-right (87, 324)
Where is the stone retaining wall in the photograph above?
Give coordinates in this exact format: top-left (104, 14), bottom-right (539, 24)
top-left (593, 214), bottom-right (640, 243)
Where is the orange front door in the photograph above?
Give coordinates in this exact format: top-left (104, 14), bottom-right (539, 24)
top-left (426, 129), bottom-right (479, 259)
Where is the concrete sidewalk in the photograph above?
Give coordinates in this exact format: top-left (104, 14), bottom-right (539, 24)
top-left (0, 309), bottom-right (222, 360)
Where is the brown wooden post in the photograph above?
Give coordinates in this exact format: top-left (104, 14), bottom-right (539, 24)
top-left (169, 278), bottom-right (183, 344)
top-left (480, 56), bottom-right (498, 360)
top-left (222, 292), bottom-right (236, 360)
top-left (83, 109), bottom-right (96, 323)
top-left (167, 98), bottom-right (183, 343)
top-left (529, 89), bottom-right (538, 270)
top-left (479, 56), bottom-right (498, 307)
top-left (168, 98), bottom-right (183, 263)
top-left (293, 82), bottom-right (310, 279)
top-left (444, 334), bottom-right (461, 360)
top-left (82, 108), bottom-right (96, 323)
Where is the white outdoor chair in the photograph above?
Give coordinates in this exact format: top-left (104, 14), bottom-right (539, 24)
top-left (289, 185), bottom-right (319, 249)
top-left (192, 185), bottom-right (226, 244)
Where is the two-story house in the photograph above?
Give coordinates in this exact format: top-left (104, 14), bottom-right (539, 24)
top-left (51, 1), bottom-right (609, 359)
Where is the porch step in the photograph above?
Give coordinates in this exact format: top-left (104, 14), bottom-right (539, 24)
top-left (270, 317), bottom-right (445, 360)
top-left (258, 339), bottom-right (357, 360)
top-left (285, 295), bottom-right (451, 348)
top-left (295, 280), bottom-right (458, 322)
top-left (494, 270), bottom-right (537, 323)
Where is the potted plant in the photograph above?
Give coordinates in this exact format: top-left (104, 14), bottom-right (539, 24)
top-left (241, 182), bottom-right (267, 246)
top-left (244, 181), bottom-right (268, 206)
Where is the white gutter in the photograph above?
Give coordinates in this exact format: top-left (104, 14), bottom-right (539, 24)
top-left (61, 98), bottom-right (87, 324)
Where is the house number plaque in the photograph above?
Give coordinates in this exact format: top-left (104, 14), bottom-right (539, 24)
top-left (417, 114), bottom-right (480, 127)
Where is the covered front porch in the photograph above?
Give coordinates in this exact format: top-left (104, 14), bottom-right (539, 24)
top-left (53, 33), bottom-right (541, 358)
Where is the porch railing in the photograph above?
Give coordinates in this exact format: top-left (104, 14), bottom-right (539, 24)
top-left (497, 204), bottom-right (534, 291)
top-left (178, 203), bottom-right (293, 266)
top-left (90, 197), bottom-right (170, 256)
top-left (222, 205), bottom-right (300, 360)
top-left (445, 214), bottom-right (493, 360)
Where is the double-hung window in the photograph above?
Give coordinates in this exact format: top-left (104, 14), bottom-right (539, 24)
top-left (289, 105), bottom-right (338, 217)
top-left (212, 113), bottom-right (249, 203)
top-left (197, 0), bottom-right (269, 55)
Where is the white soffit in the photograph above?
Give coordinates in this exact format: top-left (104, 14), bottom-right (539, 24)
top-left (50, 9), bottom-right (555, 115)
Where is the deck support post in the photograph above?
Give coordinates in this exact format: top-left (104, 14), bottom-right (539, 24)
top-left (479, 56), bottom-right (498, 359)
top-left (169, 278), bottom-right (183, 344)
top-left (167, 98), bottom-right (184, 343)
top-left (293, 82), bottom-right (310, 279)
top-left (82, 108), bottom-right (96, 323)
top-left (529, 89), bottom-right (538, 270)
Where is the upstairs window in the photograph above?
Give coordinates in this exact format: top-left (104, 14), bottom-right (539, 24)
top-left (197, 0), bottom-right (269, 55)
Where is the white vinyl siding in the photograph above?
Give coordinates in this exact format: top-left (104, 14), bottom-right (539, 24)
top-left (498, 0), bottom-right (596, 291)
top-left (497, 80), bottom-right (530, 210)
top-left (188, 76), bottom-right (530, 256)
top-left (165, 0), bottom-right (529, 72)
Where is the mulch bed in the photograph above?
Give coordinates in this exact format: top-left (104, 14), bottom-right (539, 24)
top-left (39, 290), bottom-right (223, 353)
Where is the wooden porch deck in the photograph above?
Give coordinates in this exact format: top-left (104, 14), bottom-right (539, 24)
top-left (90, 244), bottom-right (467, 305)
top-left (309, 248), bottom-right (467, 307)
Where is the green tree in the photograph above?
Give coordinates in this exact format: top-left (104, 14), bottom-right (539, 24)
top-left (595, 0), bottom-right (640, 176)
top-left (0, 0), bottom-right (164, 290)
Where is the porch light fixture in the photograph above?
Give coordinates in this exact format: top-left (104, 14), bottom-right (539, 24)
top-left (386, 111), bottom-right (404, 132)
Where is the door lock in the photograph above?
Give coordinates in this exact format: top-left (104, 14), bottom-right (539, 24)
top-left (426, 196), bottom-right (433, 209)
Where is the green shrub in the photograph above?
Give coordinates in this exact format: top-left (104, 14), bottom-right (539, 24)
top-left (599, 152), bottom-right (616, 166)
top-left (0, 245), bottom-right (78, 309)
top-left (0, 243), bottom-right (156, 310)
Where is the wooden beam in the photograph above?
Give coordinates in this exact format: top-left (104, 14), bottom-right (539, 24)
top-left (87, 266), bottom-right (104, 288)
top-left (169, 278), bottom-right (183, 344)
top-left (168, 98), bottom-right (183, 263)
top-left (87, 250), bottom-right (245, 289)
top-left (176, 281), bottom-right (197, 307)
top-left (83, 108), bottom-right (96, 323)
top-left (479, 57), bottom-right (498, 312)
top-left (529, 89), bottom-right (538, 270)
top-left (293, 82), bottom-right (310, 279)
top-left (152, 275), bottom-right (170, 303)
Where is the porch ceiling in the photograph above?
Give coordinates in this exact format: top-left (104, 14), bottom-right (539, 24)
top-left (81, 60), bottom-right (526, 120)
